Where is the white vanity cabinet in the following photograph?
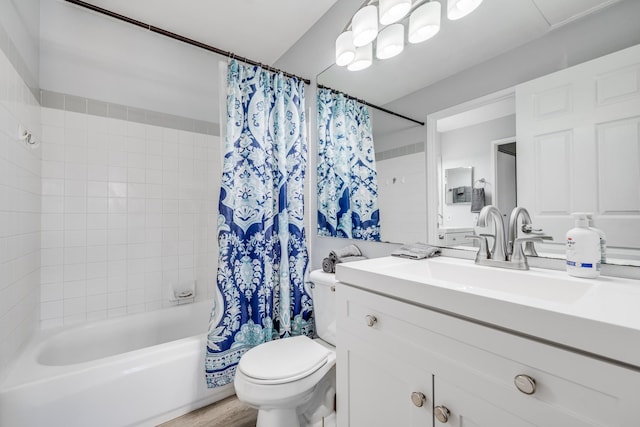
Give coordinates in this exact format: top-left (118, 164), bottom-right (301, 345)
top-left (336, 282), bottom-right (640, 427)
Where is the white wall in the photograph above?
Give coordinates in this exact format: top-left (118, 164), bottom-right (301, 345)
top-left (0, 0), bottom-right (41, 380)
top-left (39, 107), bottom-right (220, 328)
top-left (39, 0), bottom-right (220, 124)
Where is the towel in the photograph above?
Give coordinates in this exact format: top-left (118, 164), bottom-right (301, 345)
top-left (322, 255), bottom-right (368, 273)
top-left (329, 244), bottom-right (362, 261)
top-left (471, 187), bottom-right (486, 213)
top-left (391, 242), bottom-right (441, 260)
top-left (322, 257), bottom-right (334, 273)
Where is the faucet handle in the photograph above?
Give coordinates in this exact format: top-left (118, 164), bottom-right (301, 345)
top-left (521, 224), bottom-right (544, 234)
top-left (466, 235), bottom-right (490, 262)
top-left (511, 237), bottom-right (543, 267)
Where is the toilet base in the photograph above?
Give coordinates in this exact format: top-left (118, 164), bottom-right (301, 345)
top-left (256, 407), bottom-right (300, 427)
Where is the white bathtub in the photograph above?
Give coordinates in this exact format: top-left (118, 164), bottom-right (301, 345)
top-left (0, 300), bottom-right (234, 427)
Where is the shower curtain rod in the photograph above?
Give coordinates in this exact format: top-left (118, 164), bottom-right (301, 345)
top-left (64, 0), bottom-right (311, 85)
top-left (318, 85), bottom-right (425, 126)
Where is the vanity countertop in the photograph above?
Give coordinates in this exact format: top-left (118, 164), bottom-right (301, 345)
top-left (335, 256), bottom-right (640, 369)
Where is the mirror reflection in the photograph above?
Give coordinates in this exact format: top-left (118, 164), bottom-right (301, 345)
top-left (444, 167), bottom-right (472, 205)
top-left (316, 2), bottom-right (640, 267)
top-left (315, 85), bottom-right (426, 244)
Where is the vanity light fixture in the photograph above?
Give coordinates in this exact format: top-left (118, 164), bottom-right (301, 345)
top-left (336, 0), bottom-right (483, 71)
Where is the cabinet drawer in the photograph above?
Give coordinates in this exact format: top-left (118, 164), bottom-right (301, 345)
top-left (337, 283), bottom-right (640, 426)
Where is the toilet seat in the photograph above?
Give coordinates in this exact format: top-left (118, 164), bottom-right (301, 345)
top-left (238, 336), bottom-right (331, 385)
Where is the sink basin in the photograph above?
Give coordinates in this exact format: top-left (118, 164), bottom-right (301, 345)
top-left (339, 256), bottom-right (593, 304)
top-left (406, 257), bottom-right (592, 303)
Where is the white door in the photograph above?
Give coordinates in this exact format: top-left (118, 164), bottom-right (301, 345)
top-left (516, 44), bottom-right (640, 250)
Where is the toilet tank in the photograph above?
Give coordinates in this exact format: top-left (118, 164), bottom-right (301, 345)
top-left (309, 270), bottom-right (337, 346)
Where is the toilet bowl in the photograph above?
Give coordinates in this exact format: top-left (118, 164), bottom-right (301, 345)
top-left (234, 270), bottom-right (338, 427)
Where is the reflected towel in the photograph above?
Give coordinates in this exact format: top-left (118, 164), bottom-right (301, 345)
top-left (391, 242), bottom-right (441, 260)
top-left (471, 188), bottom-right (486, 213)
top-left (329, 244), bottom-right (362, 261)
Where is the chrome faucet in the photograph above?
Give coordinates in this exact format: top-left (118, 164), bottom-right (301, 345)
top-left (466, 205), bottom-right (547, 270)
top-left (508, 207), bottom-right (553, 256)
top-left (477, 205), bottom-right (507, 262)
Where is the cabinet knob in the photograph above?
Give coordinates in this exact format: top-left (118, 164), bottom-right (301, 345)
top-left (410, 391), bottom-right (426, 407)
top-left (514, 374), bottom-right (536, 395)
top-left (365, 315), bottom-right (377, 327)
top-left (434, 405), bottom-right (450, 423)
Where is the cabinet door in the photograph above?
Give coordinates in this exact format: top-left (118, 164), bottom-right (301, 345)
top-left (338, 331), bottom-right (432, 427)
top-left (433, 376), bottom-right (534, 427)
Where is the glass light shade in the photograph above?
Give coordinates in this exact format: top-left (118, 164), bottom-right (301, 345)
top-left (408, 1), bottom-right (441, 44)
top-left (447, 0), bottom-right (483, 20)
top-left (347, 43), bottom-right (373, 71)
top-left (352, 5), bottom-right (378, 47)
top-left (376, 24), bottom-right (404, 59)
top-left (379, 0), bottom-right (412, 25)
top-left (335, 31), bottom-right (356, 66)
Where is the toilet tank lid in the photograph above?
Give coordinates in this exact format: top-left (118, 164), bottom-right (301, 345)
top-left (309, 270), bottom-right (338, 286)
top-left (238, 336), bottom-right (330, 383)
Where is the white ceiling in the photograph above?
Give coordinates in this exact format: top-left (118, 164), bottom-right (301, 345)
top-left (84, 0), bottom-right (339, 64)
top-left (80, 0), bottom-right (621, 107)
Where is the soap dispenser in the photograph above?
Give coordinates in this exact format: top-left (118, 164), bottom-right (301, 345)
top-left (585, 213), bottom-right (607, 264)
top-left (566, 213), bottom-right (601, 278)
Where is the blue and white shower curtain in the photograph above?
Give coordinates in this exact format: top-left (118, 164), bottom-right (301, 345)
top-left (205, 60), bottom-right (313, 388)
top-left (317, 88), bottom-right (380, 241)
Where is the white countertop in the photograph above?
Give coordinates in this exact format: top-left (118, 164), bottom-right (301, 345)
top-left (335, 256), bottom-right (640, 369)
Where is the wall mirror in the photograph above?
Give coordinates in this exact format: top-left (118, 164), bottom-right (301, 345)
top-left (444, 167), bottom-right (472, 205)
top-left (315, 2), bottom-right (640, 267)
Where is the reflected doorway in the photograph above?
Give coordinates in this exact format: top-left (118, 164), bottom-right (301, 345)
top-left (492, 138), bottom-right (517, 231)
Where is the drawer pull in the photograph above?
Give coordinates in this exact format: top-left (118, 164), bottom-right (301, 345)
top-left (434, 405), bottom-right (450, 423)
top-left (365, 315), bottom-right (378, 327)
top-left (514, 374), bottom-right (536, 395)
top-left (410, 391), bottom-right (426, 407)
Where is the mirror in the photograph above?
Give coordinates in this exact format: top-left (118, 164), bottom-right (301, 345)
top-left (315, 2), bottom-right (640, 267)
top-left (444, 167), bottom-right (472, 205)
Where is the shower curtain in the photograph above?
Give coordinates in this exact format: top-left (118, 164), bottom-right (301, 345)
top-left (317, 87), bottom-right (380, 241)
top-left (205, 60), bottom-right (313, 388)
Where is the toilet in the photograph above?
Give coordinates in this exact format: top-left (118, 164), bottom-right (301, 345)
top-left (233, 270), bottom-right (337, 427)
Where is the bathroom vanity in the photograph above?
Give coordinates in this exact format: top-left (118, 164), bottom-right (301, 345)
top-left (335, 257), bottom-right (640, 426)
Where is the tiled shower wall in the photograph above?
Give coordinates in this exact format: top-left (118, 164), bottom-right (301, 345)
top-left (39, 101), bottom-right (221, 328)
top-left (0, 31), bottom-right (42, 373)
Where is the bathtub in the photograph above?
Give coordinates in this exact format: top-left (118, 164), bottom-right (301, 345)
top-left (0, 300), bottom-right (234, 427)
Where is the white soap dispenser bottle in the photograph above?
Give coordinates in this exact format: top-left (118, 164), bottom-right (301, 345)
top-left (566, 213), bottom-right (601, 278)
top-left (585, 213), bottom-right (607, 264)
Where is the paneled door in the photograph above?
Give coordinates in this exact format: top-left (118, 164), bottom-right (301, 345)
top-left (516, 44), bottom-right (640, 250)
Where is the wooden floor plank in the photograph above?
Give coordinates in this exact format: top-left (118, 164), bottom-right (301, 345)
top-left (158, 395), bottom-right (257, 427)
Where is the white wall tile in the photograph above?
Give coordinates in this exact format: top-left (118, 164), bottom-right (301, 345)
top-left (38, 108), bottom-right (220, 326)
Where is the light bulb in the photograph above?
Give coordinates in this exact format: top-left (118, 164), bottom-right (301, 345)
top-left (409, 1), bottom-right (441, 44)
top-left (348, 43), bottom-right (373, 71)
top-left (352, 5), bottom-right (378, 47)
top-left (447, 0), bottom-right (483, 20)
top-left (379, 0), bottom-right (412, 25)
top-left (335, 31), bottom-right (356, 66)
top-left (376, 24), bottom-right (404, 59)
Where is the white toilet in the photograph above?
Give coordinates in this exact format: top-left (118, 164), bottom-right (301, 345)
top-left (234, 270), bottom-right (337, 427)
